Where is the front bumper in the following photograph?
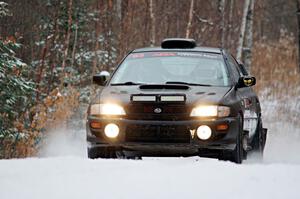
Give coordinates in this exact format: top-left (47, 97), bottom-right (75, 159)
top-left (86, 116), bottom-right (239, 152)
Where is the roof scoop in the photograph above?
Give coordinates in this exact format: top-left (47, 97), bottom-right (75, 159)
top-left (161, 38), bottom-right (197, 49)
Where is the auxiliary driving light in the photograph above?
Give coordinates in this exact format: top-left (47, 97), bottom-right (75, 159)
top-left (104, 123), bottom-right (119, 138)
top-left (196, 125), bottom-right (212, 140)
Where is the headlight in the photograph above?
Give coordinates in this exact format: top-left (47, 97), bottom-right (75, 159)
top-left (90, 103), bottom-right (126, 116)
top-left (190, 105), bottom-right (230, 117)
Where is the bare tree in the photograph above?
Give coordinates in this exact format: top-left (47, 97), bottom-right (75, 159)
top-left (71, 20), bottom-right (78, 68)
top-left (219, 0), bottom-right (226, 47)
top-left (60, 0), bottom-right (73, 85)
top-left (149, 0), bottom-right (156, 46)
top-left (106, 0), bottom-right (114, 70)
top-left (226, 0), bottom-right (234, 49)
top-left (118, 0), bottom-right (128, 60)
top-left (236, 0), bottom-right (250, 61)
top-left (116, 0), bottom-right (122, 19)
top-left (36, 36), bottom-right (50, 102)
top-left (47, 7), bottom-right (60, 94)
top-left (176, 0), bottom-right (180, 37)
top-left (186, 0), bottom-right (194, 38)
top-left (92, 1), bottom-right (101, 83)
top-left (226, 0), bottom-right (235, 48)
top-left (243, 0), bottom-right (255, 72)
top-left (296, 0), bottom-right (300, 71)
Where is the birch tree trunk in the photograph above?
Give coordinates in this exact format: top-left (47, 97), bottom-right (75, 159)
top-left (219, 0), bottom-right (226, 48)
top-left (227, 0), bottom-right (234, 49)
top-left (36, 38), bottom-right (49, 102)
top-left (91, 26), bottom-right (100, 82)
top-left (60, 0), bottom-right (73, 86)
top-left (149, 0), bottom-right (156, 46)
top-left (236, 0), bottom-right (250, 61)
top-left (106, 0), bottom-right (114, 71)
top-left (176, 0), bottom-right (180, 37)
top-left (71, 20), bottom-right (78, 68)
top-left (118, 0), bottom-right (128, 61)
top-left (91, 1), bottom-right (102, 83)
top-left (243, 0), bottom-right (255, 72)
top-left (116, 0), bottom-right (122, 20)
top-left (47, 12), bottom-right (59, 94)
top-left (296, 0), bottom-right (300, 71)
top-left (185, 0), bottom-right (194, 38)
top-left (36, 5), bottom-right (52, 101)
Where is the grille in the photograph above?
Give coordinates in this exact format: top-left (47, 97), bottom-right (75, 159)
top-left (126, 103), bottom-right (190, 120)
top-left (125, 124), bottom-right (191, 143)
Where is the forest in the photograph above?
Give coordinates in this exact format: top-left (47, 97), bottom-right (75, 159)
top-left (0, 0), bottom-right (299, 158)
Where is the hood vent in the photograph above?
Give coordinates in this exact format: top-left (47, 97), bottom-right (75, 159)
top-left (139, 84), bottom-right (189, 90)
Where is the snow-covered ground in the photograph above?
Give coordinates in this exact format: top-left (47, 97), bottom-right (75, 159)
top-left (1, 156), bottom-right (300, 199)
top-left (0, 97), bottom-right (300, 199)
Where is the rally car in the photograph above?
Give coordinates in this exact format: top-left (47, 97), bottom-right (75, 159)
top-left (86, 38), bottom-right (267, 163)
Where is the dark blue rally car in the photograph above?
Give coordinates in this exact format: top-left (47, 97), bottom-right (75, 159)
top-left (86, 38), bottom-right (267, 163)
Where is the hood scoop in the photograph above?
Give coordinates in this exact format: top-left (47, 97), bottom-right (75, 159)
top-left (139, 84), bottom-right (189, 90)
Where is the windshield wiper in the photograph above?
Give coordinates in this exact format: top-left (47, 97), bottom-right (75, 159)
top-left (165, 81), bottom-right (212, 87)
top-left (110, 81), bottom-right (143, 86)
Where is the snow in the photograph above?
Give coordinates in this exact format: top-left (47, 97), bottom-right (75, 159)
top-left (0, 156), bottom-right (300, 199)
top-left (0, 96), bottom-right (300, 199)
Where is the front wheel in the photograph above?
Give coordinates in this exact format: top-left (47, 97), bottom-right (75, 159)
top-left (231, 115), bottom-right (245, 164)
top-left (251, 117), bottom-right (267, 158)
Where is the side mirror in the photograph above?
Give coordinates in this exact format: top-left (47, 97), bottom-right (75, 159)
top-left (236, 76), bottom-right (256, 89)
top-left (93, 71), bottom-right (110, 86)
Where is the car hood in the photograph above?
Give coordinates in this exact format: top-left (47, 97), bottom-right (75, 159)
top-left (93, 85), bottom-right (231, 106)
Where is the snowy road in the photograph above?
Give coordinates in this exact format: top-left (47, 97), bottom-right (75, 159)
top-left (1, 99), bottom-right (300, 199)
top-left (1, 120), bottom-right (300, 199)
top-left (1, 155), bottom-right (300, 199)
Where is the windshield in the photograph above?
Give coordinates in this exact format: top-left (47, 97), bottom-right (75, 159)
top-left (110, 52), bottom-right (230, 86)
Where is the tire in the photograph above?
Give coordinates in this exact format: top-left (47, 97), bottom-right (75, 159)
top-left (231, 115), bottom-right (244, 164)
top-left (251, 117), bottom-right (267, 158)
top-left (87, 146), bottom-right (117, 159)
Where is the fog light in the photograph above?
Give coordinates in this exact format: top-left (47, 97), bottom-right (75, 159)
top-left (104, 123), bottom-right (119, 138)
top-left (196, 125), bottom-right (212, 140)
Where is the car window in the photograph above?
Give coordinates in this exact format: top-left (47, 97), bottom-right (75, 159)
top-left (238, 63), bottom-right (249, 76)
top-left (229, 55), bottom-right (249, 76)
top-left (226, 55), bottom-right (241, 82)
top-left (110, 52), bottom-right (230, 86)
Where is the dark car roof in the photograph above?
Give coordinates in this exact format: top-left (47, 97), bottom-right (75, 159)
top-left (132, 46), bottom-right (222, 54)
